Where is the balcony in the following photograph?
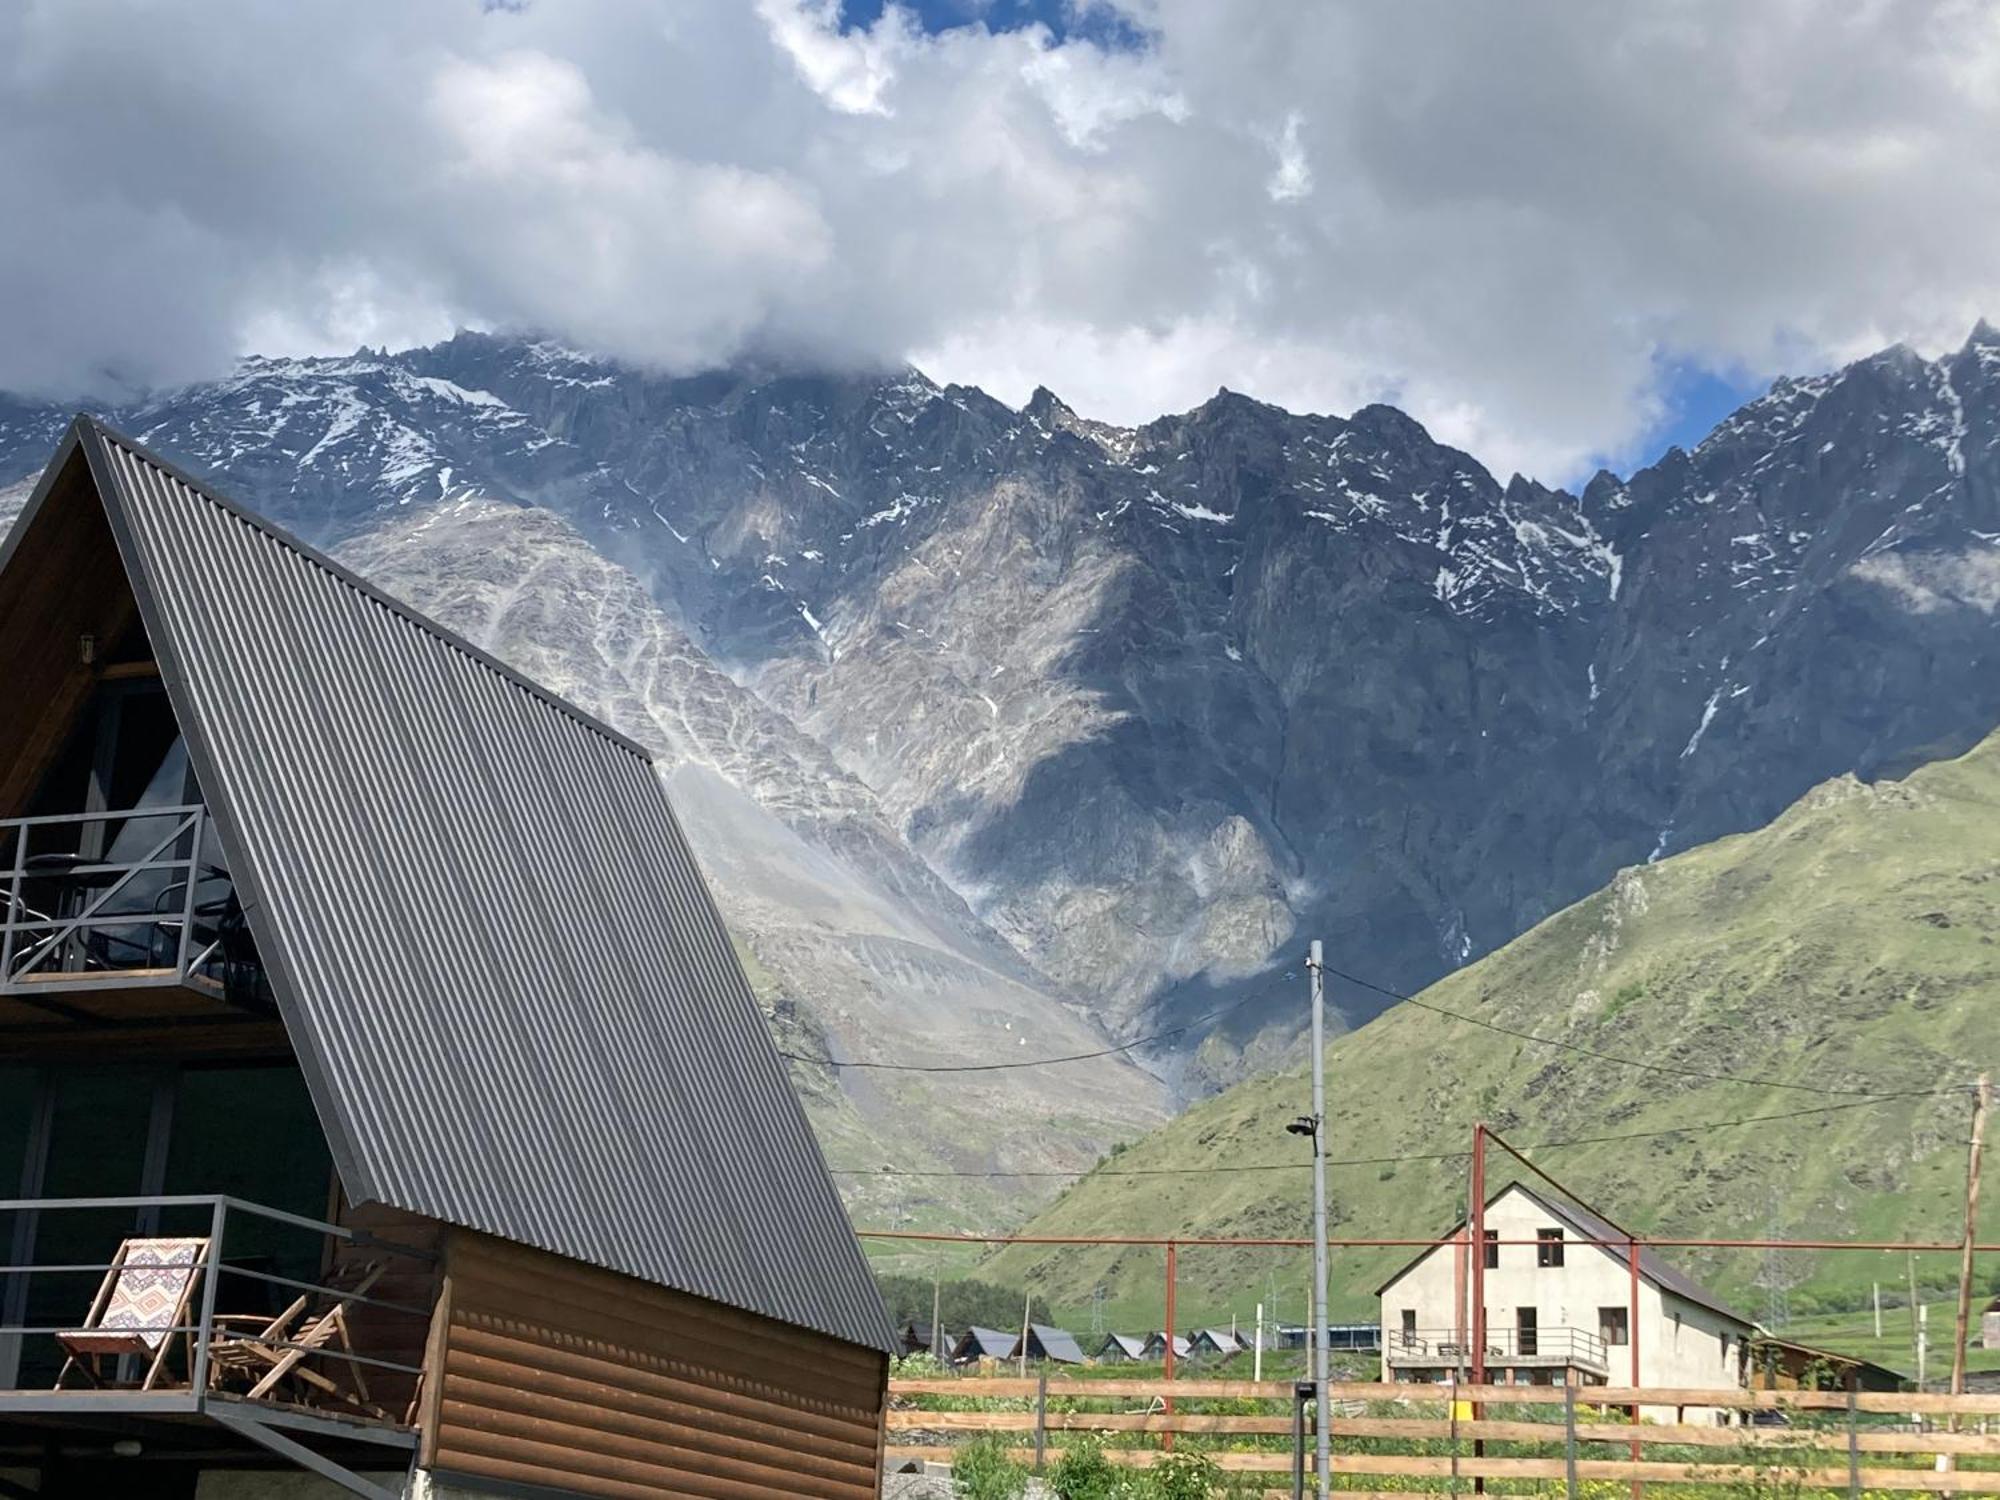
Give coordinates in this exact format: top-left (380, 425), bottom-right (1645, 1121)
top-left (1, 806), bottom-right (273, 1043)
top-left (0, 1195), bottom-right (436, 1491)
top-left (1386, 1325), bottom-right (1611, 1376)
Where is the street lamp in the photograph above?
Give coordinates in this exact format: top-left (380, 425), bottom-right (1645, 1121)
top-left (1286, 942), bottom-right (1330, 1500)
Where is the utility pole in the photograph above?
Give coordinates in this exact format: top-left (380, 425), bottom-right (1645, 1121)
top-left (931, 1274), bottom-right (943, 1361)
top-left (1910, 1251), bottom-right (1923, 1385)
top-left (1873, 1281), bottom-right (1882, 1341)
top-left (1951, 1074), bottom-right (1992, 1411)
top-left (1308, 940), bottom-right (1331, 1500)
top-left (1020, 1290), bottom-right (1031, 1379)
top-left (1255, 1302), bottom-right (1265, 1383)
top-left (1920, 1305), bottom-right (1929, 1393)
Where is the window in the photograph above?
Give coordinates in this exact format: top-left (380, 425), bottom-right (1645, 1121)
top-left (1599, 1307), bottom-right (1629, 1347)
top-left (1536, 1228), bottom-right (1564, 1267)
top-left (1483, 1229), bottom-right (1499, 1269)
top-left (1401, 1309), bottom-right (1417, 1346)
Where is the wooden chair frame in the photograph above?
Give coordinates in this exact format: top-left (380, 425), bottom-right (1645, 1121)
top-left (205, 1261), bottom-right (387, 1417)
top-left (53, 1237), bottom-right (208, 1392)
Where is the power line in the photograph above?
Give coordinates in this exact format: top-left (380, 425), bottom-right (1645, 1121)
top-left (1320, 962), bottom-right (1958, 1101)
top-left (779, 976), bottom-right (1294, 1074)
top-left (828, 1096), bottom-right (1899, 1177)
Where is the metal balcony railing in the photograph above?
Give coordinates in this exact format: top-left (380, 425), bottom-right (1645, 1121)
top-left (0, 805), bottom-right (262, 1001)
top-left (1387, 1325), bottom-right (1610, 1370)
top-left (0, 1195), bottom-right (435, 1434)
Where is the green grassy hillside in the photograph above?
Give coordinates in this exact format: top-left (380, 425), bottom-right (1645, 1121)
top-left (984, 732), bottom-right (2000, 1346)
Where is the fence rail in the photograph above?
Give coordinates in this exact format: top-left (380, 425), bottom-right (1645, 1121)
top-left (887, 1377), bottom-right (2000, 1494)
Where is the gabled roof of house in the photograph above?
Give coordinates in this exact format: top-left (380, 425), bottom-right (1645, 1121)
top-left (1027, 1324), bottom-right (1087, 1363)
top-left (1195, 1327), bottom-right (1243, 1352)
top-left (1373, 1179), bottom-right (1749, 1327)
top-left (1145, 1332), bottom-right (1193, 1357)
top-left (954, 1327), bottom-right (1019, 1359)
top-left (1099, 1332), bottom-right (1149, 1358)
top-left (0, 417), bottom-right (894, 1353)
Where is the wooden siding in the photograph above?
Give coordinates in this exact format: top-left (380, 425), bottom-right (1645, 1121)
top-left (427, 1230), bottom-right (888, 1500)
top-left (0, 447), bottom-right (139, 816)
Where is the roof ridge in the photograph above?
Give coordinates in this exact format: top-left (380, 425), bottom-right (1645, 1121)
top-left (75, 414), bottom-right (656, 764)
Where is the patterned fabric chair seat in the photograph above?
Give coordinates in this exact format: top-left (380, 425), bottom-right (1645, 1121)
top-left (55, 1237), bottom-right (208, 1388)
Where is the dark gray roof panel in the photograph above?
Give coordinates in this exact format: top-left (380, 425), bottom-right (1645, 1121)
top-left (66, 418), bottom-right (893, 1353)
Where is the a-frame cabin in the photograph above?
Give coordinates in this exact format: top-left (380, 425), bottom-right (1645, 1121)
top-left (0, 417), bottom-right (893, 1499)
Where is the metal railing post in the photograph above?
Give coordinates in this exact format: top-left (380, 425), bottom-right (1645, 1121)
top-left (190, 1199), bottom-right (227, 1404)
top-left (1, 819), bottom-right (25, 981)
top-left (177, 812), bottom-right (203, 978)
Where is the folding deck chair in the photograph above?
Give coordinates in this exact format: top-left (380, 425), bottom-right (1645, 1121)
top-left (53, 1236), bottom-right (208, 1390)
top-left (205, 1260), bottom-right (387, 1416)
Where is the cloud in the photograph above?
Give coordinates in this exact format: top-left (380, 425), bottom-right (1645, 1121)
top-left (1, 0), bottom-right (1998, 482)
top-left (1851, 547), bottom-right (2000, 615)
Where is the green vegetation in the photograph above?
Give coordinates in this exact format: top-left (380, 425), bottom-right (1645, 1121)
top-left (875, 1273), bottom-right (1029, 1333)
top-left (987, 730), bottom-right (2000, 1351)
top-left (950, 1435), bottom-right (1030, 1500)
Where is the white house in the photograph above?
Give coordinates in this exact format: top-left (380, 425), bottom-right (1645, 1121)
top-left (1377, 1182), bottom-right (1753, 1421)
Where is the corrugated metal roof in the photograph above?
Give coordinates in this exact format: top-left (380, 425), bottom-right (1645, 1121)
top-left (19, 417), bottom-right (893, 1353)
top-left (1026, 1324), bottom-right (1086, 1364)
top-left (952, 1327), bottom-right (1019, 1361)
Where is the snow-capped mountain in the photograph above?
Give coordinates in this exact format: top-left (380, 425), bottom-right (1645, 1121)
top-left (4, 323), bottom-right (1998, 1121)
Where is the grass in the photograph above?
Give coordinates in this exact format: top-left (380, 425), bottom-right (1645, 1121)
top-left (984, 730), bottom-right (2000, 1345)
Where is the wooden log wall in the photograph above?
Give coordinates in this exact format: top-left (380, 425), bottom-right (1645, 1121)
top-left (424, 1229), bottom-right (888, 1500)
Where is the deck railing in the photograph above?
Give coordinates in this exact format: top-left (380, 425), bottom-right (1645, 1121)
top-left (0, 1195), bottom-right (436, 1432)
top-left (1387, 1323), bottom-right (1611, 1370)
top-left (0, 805), bottom-right (257, 997)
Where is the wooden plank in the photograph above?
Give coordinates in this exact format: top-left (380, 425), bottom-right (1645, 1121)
top-left (435, 1234), bottom-right (886, 1500)
top-left (891, 1376), bottom-right (2000, 1415)
top-left (437, 1395), bottom-right (873, 1500)
top-left (445, 1359), bottom-right (882, 1474)
top-left (885, 1446), bottom-right (1293, 1472)
top-left (450, 1327), bottom-right (882, 1454)
top-left (886, 1410), bottom-right (1297, 1435)
top-left (1327, 1452), bottom-right (2000, 1493)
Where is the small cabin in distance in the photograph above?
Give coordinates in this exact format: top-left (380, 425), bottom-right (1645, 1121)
top-left (0, 419), bottom-right (894, 1498)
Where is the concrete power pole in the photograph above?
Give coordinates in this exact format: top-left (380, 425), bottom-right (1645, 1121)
top-left (1951, 1074), bottom-right (1992, 1410)
top-left (1308, 940), bottom-right (1331, 1500)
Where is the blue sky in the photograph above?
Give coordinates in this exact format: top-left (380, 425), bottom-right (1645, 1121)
top-left (838, 0), bottom-right (1141, 46)
top-left (1619, 365), bottom-right (1770, 477)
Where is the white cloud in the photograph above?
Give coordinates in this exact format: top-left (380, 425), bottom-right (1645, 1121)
top-left (1851, 548), bottom-right (2000, 615)
top-left (1, 0), bottom-right (1998, 482)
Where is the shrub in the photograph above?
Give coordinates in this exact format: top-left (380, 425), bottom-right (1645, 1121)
top-left (952, 1435), bottom-right (1030, 1500)
top-left (1143, 1451), bottom-right (1221, 1500)
top-left (1050, 1436), bottom-right (1128, 1500)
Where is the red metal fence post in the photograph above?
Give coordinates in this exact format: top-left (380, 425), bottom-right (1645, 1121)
top-left (1628, 1236), bottom-right (1642, 1500)
top-left (1163, 1239), bottom-right (1177, 1453)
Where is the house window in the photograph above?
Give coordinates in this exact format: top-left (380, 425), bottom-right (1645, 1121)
top-left (1483, 1229), bottom-right (1499, 1269)
top-left (1599, 1307), bottom-right (1629, 1347)
top-left (1536, 1228), bottom-right (1564, 1267)
top-left (1401, 1309), bottom-right (1417, 1346)
top-left (1517, 1306), bottom-right (1538, 1357)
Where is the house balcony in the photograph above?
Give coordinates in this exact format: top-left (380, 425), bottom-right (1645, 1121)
top-left (2, 805), bottom-right (274, 1049)
top-left (1386, 1325), bottom-right (1611, 1378)
top-left (0, 1194), bottom-right (437, 1493)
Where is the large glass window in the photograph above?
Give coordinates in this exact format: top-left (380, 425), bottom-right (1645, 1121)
top-left (163, 1067), bottom-right (334, 1316)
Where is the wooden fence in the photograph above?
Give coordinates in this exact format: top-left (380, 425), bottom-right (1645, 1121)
top-left (887, 1378), bottom-right (2000, 1495)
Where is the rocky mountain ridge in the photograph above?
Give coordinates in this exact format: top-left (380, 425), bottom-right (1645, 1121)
top-left (3, 323), bottom-right (1998, 1123)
